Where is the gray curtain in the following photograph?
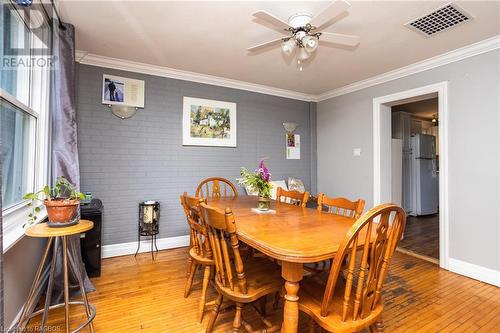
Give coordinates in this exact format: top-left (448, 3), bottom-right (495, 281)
top-left (0, 149), bottom-right (4, 331)
top-left (50, 21), bottom-right (94, 303)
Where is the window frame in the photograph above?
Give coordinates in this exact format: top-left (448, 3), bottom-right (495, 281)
top-left (2, 3), bottom-right (51, 252)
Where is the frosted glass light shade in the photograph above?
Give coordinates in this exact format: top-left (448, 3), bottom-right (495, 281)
top-left (283, 122), bottom-right (298, 133)
top-left (281, 39), bottom-right (296, 56)
top-left (110, 105), bottom-right (138, 119)
top-left (303, 35), bottom-right (318, 53)
top-left (298, 47), bottom-right (310, 61)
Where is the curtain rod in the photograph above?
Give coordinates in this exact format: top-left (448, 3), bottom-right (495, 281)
top-left (50, 0), bottom-right (66, 30)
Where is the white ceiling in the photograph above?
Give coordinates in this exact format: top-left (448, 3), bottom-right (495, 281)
top-left (59, 1), bottom-right (500, 95)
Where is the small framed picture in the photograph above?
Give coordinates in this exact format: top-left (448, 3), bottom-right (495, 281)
top-left (183, 97), bottom-right (237, 147)
top-left (102, 74), bottom-right (145, 107)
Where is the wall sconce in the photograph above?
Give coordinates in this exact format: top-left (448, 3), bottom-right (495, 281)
top-left (108, 104), bottom-right (139, 119)
top-left (431, 114), bottom-right (438, 126)
top-left (283, 122), bottom-right (298, 133)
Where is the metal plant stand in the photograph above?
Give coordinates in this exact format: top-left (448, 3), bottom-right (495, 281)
top-left (134, 201), bottom-right (160, 260)
top-left (16, 220), bottom-right (96, 333)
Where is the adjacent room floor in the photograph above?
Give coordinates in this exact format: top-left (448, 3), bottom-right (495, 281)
top-left (398, 214), bottom-right (439, 260)
top-left (28, 247), bottom-right (499, 333)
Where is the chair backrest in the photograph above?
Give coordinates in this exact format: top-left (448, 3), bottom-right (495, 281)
top-left (317, 193), bottom-right (366, 219)
top-left (196, 177), bottom-right (238, 199)
top-left (320, 204), bottom-right (406, 321)
top-left (199, 202), bottom-right (248, 294)
top-left (276, 187), bottom-right (309, 208)
top-left (180, 192), bottom-right (211, 259)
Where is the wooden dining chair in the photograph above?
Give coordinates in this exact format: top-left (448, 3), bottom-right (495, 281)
top-left (298, 204), bottom-right (406, 333)
top-left (180, 193), bottom-right (215, 323)
top-left (276, 187), bottom-right (309, 208)
top-left (196, 177), bottom-right (238, 199)
top-left (199, 202), bottom-right (282, 333)
top-left (317, 193), bottom-right (366, 219)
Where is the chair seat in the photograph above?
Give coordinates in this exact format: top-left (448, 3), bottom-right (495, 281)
top-left (299, 272), bottom-right (384, 333)
top-left (214, 257), bottom-right (282, 303)
top-left (189, 247), bottom-right (215, 265)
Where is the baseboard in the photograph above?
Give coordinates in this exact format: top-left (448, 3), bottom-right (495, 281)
top-left (448, 258), bottom-right (500, 287)
top-left (102, 235), bottom-right (190, 258)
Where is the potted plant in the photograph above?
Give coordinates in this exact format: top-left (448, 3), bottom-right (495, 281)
top-left (23, 176), bottom-right (85, 227)
top-left (238, 159), bottom-right (273, 211)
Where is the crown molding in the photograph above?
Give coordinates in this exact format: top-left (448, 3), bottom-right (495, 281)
top-left (316, 35), bottom-right (500, 101)
top-left (75, 35), bottom-right (499, 103)
top-left (74, 51), bottom-right (316, 102)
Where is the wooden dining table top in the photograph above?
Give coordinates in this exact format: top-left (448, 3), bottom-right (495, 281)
top-left (206, 196), bottom-right (358, 264)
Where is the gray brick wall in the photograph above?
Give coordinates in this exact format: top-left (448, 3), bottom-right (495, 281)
top-left (76, 64), bottom-right (315, 246)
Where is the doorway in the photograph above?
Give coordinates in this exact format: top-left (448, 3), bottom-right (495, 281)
top-left (392, 97), bottom-right (440, 262)
top-left (372, 82), bottom-right (449, 269)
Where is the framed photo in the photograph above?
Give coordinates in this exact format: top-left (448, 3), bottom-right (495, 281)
top-left (183, 97), bottom-right (237, 147)
top-left (102, 74), bottom-right (145, 107)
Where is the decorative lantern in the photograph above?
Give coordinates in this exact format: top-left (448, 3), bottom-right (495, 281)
top-left (135, 201), bottom-right (160, 259)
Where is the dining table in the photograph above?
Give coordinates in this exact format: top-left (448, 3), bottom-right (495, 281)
top-left (206, 195), bottom-right (358, 333)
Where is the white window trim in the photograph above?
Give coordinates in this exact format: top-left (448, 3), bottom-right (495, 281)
top-left (1, 7), bottom-right (51, 252)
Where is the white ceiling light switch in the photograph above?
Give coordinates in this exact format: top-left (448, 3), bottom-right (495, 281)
top-left (353, 148), bottom-right (361, 156)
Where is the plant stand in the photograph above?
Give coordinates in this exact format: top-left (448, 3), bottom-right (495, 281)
top-left (16, 220), bottom-right (96, 333)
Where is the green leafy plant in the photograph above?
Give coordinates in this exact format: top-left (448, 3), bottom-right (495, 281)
top-left (237, 159), bottom-right (272, 198)
top-left (23, 176), bottom-right (85, 226)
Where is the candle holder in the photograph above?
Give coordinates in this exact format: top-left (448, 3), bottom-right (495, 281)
top-left (135, 200), bottom-right (160, 260)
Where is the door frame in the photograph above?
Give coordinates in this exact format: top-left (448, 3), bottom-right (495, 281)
top-left (372, 81), bottom-right (449, 269)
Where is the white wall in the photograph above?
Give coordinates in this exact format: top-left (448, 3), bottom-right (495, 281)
top-left (4, 237), bottom-right (46, 327)
top-left (317, 50), bottom-right (500, 272)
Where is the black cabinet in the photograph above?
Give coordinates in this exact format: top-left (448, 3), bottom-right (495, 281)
top-left (80, 199), bottom-right (103, 277)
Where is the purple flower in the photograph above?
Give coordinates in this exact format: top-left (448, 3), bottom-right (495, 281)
top-left (258, 159), bottom-right (271, 182)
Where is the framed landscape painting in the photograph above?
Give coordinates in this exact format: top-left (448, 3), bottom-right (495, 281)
top-left (182, 97), bottom-right (237, 147)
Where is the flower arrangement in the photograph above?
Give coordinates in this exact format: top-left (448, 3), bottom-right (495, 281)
top-left (238, 159), bottom-right (273, 210)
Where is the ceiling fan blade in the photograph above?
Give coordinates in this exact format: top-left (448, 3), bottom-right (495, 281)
top-left (253, 10), bottom-right (291, 32)
top-left (247, 38), bottom-right (284, 52)
top-left (310, 0), bottom-right (350, 30)
top-left (320, 32), bottom-right (360, 46)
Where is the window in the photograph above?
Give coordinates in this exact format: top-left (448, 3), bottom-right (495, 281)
top-left (1, 2), bottom-right (51, 251)
top-left (1, 98), bottom-right (36, 209)
top-left (1, 4), bottom-right (30, 104)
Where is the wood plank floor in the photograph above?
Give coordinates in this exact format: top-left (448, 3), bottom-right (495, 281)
top-left (398, 214), bottom-right (439, 259)
top-left (28, 247), bottom-right (499, 332)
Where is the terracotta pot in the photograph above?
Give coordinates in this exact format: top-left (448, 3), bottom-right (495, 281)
top-left (44, 199), bottom-right (80, 223)
top-left (257, 196), bottom-right (271, 211)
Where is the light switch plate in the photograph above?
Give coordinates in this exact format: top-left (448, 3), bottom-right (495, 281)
top-left (353, 148), bottom-right (361, 156)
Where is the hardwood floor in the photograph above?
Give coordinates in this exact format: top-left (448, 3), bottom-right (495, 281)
top-left (28, 247), bottom-right (499, 332)
top-left (398, 214), bottom-right (439, 259)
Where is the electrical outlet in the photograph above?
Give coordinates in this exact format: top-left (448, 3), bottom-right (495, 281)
top-left (353, 148), bottom-right (361, 156)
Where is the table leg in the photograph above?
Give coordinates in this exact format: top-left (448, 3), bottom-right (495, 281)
top-left (281, 262), bottom-right (303, 333)
top-left (68, 240), bottom-right (95, 333)
top-left (41, 237), bottom-right (59, 331)
top-left (62, 236), bottom-right (70, 333)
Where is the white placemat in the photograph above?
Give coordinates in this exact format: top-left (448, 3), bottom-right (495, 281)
top-left (251, 208), bottom-right (276, 214)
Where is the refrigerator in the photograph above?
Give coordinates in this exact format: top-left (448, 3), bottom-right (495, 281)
top-left (409, 134), bottom-right (439, 216)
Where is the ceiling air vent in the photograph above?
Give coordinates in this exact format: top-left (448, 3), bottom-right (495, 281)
top-left (406, 3), bottom-right (472, 37)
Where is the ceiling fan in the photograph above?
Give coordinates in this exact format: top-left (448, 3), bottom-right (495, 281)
top-left (248, 0), bottom-right (360, 70)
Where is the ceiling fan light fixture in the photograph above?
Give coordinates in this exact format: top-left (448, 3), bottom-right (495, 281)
top-left (298, 47), bottom-right (310, 61)
top-left (302, 35), bottom-right (319, 53)
top-left (249, 2), bottom-right (359, 67)
top-left (281, 38), bottom-right (296, 56)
